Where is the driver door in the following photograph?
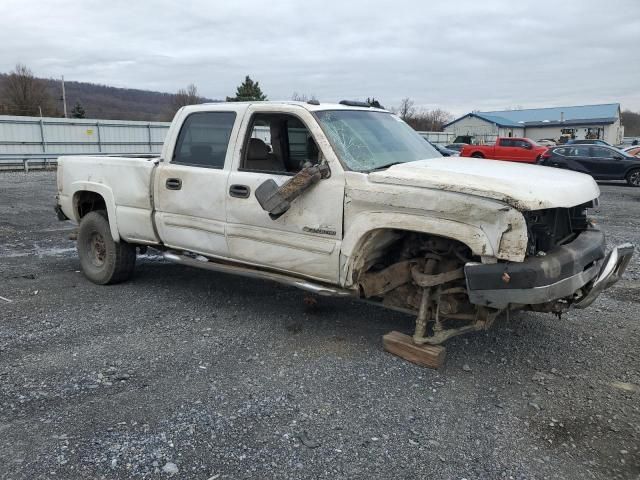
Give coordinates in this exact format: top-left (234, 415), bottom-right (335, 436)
top-left (225, 105), bottom-right (345, 283)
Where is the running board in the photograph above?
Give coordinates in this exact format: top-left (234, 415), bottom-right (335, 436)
top-left (162, 251), bottom-right (354, 298)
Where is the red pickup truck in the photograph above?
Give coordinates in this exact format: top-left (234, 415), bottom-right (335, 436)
top-left (460, 138), bottom-right (548, 163)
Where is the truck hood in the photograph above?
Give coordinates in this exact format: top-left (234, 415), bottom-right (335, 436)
top-left (368, 157), bottom-right (600, 211)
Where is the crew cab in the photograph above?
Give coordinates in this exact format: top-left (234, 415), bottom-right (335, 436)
top-left (55, 101), bottom-right (634, 346)
top-left (460, 137), bottom-right (548, 163)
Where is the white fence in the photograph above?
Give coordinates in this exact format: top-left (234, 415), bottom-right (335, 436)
top-left (0, 115), bottom-right (171, 170)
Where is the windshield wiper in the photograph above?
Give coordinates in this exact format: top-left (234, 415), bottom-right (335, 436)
top-left (369, 161), bottom-right (405, 172)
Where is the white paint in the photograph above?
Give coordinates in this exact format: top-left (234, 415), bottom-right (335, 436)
top-left (369, 156), bottom-right (600, 211)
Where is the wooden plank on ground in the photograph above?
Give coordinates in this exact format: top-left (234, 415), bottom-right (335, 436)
top-left (383, 331), bottom-right (446, 369)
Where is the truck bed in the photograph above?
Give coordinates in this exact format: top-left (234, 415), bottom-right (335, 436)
top-left (57, 155), bottom-right (159, 244)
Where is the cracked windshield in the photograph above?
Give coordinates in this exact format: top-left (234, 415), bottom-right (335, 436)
top-left (315, 110), bottom-right (440, 171)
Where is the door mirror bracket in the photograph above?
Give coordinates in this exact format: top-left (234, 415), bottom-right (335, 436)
top-left (255, 163), bottom-right (331, 220)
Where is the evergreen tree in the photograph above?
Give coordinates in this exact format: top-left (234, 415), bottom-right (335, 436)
top-left (226, 75), bottom-right (267, 102)
top-left (70, 101), bottom-right (86, 118)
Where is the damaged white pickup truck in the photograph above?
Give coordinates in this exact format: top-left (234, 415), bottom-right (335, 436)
top-left (55, 101), bottom-right (634, 345)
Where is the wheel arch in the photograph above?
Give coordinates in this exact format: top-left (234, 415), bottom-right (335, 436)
top-left (71, 181), bottom-right (120, 242)
top-left (340, 213), bottom-right (495, 287)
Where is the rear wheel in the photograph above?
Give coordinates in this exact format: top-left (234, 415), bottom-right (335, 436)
top-left (77, 211), bottom-right (136, 284)
top-left (471, 152), bottom-right (484, 158)
top-left (626, 169), bottom-right (640, 187)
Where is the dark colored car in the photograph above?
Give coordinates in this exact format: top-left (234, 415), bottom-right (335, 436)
top-left (541, 145), bottom-right (640, 186)
top-left (427, 141), bottom-right (458, 156)
top-left (444, 143), bottom-right (468, 152)
top-left (565, 139), bottom-right (613, 147)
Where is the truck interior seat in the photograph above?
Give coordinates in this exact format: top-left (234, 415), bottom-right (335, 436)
top-left (245, 138), bottom-right (285, 172)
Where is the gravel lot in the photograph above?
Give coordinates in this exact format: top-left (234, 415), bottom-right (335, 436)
top-left (1, 171), bottom-right (639, 479)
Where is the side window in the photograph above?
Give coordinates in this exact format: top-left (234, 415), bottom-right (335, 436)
top-left (242, 113), bottom-right (320, 174)
top-left (568, 146), bottom-right (589, 157)
top-left (553, 148), bottom-right (567, 156)
top-left (173, 112), bottom-right (236, 168)
top-left (590, 147), bottom-right (613, 159)
top-left (498, 139), bottom-right (513, 147)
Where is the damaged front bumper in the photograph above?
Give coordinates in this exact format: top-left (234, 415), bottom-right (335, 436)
top-left (464, 229), bottom-right (634, 309)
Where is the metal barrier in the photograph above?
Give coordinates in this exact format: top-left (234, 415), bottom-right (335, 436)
top-left (0, 115), bottom-right (170, 172)
top-left (0, 114), bottom-right (169, 153)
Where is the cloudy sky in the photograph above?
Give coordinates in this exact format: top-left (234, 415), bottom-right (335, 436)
top-left (2, 0), bottom-right (639, 115)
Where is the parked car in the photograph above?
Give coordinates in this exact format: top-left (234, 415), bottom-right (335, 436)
top-left (566, 139), bottom-right (613, 147)
top-left (536, 139), bottom-right (556, 147)
top-left (541, 145), bottom-right (640, 186)
top-left (427, 140), bottom-right (458, 156)
top-left (622, 146), bottom-right (640, 157)
top-left (444, 143), bottom-right (467, 152)
top-left (54, 101), bottom-right (634, 347)
top-left (460, 137), bottom-right (548, 163)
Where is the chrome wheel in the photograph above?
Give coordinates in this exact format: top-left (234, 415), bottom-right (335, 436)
top-left (627, 170), bottom-right (640, 187)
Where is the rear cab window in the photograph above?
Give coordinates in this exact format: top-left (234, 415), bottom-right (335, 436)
top-left (173, 112), bottom-right (236, 168)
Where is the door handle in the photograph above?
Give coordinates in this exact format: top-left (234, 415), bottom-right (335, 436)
top-left (229, 184), bottom-right (250, 199)
top-left (166, 178), bottom-right (182, 190)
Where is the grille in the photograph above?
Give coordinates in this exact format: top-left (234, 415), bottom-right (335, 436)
top-left (524, 203), bottom-right (591, 256)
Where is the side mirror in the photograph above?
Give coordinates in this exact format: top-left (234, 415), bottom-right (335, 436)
top-left (255, 163), bottom-right (331, 220)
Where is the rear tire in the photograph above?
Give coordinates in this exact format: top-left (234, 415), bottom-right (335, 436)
top-left (471, 152), bottom-right (484, 158)
top-left (77, 210), bottom-right (136, 285)
top-left (626, 169), bottom-right (640, 187)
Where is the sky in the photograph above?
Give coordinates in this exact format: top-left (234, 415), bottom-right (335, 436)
top-left (1, 0), bottom-right (639, 116)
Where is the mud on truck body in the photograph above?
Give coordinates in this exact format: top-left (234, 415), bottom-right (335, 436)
top-left (55, 101), bottom-right (634, 346)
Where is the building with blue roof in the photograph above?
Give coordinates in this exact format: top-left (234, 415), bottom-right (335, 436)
top-left (444, 103), bottom-right (623, 144)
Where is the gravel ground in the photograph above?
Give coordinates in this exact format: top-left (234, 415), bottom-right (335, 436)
top-left (1, 171), bottom-right (638, 480)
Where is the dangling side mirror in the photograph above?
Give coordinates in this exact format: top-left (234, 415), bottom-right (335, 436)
top-left (255, 163), bottom-right (331, 220)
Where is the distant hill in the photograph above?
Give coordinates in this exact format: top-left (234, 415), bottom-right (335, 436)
top-left (0, 73), bottom-right (216, 122)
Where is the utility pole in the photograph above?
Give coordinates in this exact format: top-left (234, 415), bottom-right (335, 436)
top-left (61, 76), bottom-right (68, 118)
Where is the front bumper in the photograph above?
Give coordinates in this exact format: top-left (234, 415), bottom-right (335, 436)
top-left (465, 229), bottom-right (634, 309)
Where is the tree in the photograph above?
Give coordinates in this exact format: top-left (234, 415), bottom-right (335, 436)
top-left (70, 101), bottom-right (86, 118)
top-left (366, 97), bottom-right (384, 109)
top-left (226, 75), bottom-right (267, 102)
top-left (621, 110), bottom-right (640, 137)
top-left (415, 108), bottom-right (453, 131)
top-left (0, 63), bottom-right (56, 116)
top-left (172, 84), bottom-right (203, 112)
top-left (392, 98), bottom-right (452, 131)
top-left (396, 97), bottom-right (416, 122)
top-left (291, 92), bottom-right (318, 102)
